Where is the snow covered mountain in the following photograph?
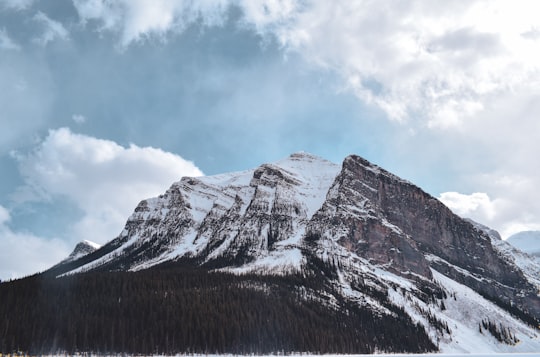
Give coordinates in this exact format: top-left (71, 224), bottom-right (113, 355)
top-left (508, 231), bottom-right (540, 257)
top-left (468, 220), bottom-right (540, 293)
top-left (43, 152), bottom-right (540, 353)
top-left (59, 240), bottom-right (101, 264)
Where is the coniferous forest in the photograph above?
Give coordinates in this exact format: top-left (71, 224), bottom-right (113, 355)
top-left (0, 261), bottom-right (437, 355)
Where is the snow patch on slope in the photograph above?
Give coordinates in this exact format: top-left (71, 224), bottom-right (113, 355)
top-left (386, 269), bottom-right (540, 354)
top-left (432, 270), bottom-right (540, 353)
top-left (273, 152), bottom-right (340, 219)
top-left (224, 247), bottom-right (305, 275)
top-left (82, 240), bottom-right (101, 250)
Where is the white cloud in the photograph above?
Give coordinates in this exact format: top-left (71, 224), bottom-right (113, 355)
top-left (73, 0), bottom-right (231, 47)
top-left (476, 174), bottom-right (540, 239)
top-left (0, 205), bottom-right (10, 224)
top-left (12, 127), bottom-right (203, 245)
top-left (33, 11), bottom-right (69, 46)
top-left (438, 88), bottom-right (540, 239)
top-left (272, 1), bottom-right (540, 127)
top-left (0, 204), bottom-right (71, 280)
top-left (72, 114), bottom-right (86, 124)
top-left (439, 192), bottom-right (497, 221)
top-left (1, 0), bottom-right (34, 10)
top-left (0, 28), bottom-right (20, 50)
top-left (70, 0), bottom-right (540, 129)
top-left (439, 182), bottom-right (540, 239)
top-left (72, 0), bottom-right (303, 47)
top-left (238, 0), bottom-right (301, 35)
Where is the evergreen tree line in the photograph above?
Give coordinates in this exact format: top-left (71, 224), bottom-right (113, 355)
top-left (412, 303), bottom-right (451, 335)
top-left (0, 264), bottom-right (437, 355)
top-left (478, 319), bottom-right (519, 345)
top-left (477, 289), bottom-right (540, 328)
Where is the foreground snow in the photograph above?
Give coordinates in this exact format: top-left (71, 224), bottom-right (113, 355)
top-left (40, 353), bottom-right (540, 356)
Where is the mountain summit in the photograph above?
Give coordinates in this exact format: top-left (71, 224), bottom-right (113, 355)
top-left (60, 240), bottom-right (101, 264)
top-left (2, 153), bottom-right (540, 355)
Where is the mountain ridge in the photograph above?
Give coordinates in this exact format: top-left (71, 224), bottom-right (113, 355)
top-left (50, 152), bottom-right (540, 320)
top-left (3, 152), bottom-right (540, 354)
top-left (507, 231), bottom-right (540, 258)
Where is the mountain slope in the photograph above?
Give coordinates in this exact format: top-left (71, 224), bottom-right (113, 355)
top-left (6, 152), bottom-right (540, 354)
top-left (470, 220), bottom-right (540, 294)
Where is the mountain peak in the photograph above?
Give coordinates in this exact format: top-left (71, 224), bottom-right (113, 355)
top-left (287, 151), bottom-right (327, 161)
top-left (41, 152), bottom-right (540, 354)
top-left (343, 154), bottom-right (412, 186)
top-left (61, 240), bottom-right (101, 264)
top-left (274, 151), bottom-right (337, 171)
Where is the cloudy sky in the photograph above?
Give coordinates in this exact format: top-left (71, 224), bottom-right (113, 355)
top-left (1, 0), bottom-right (540, 279)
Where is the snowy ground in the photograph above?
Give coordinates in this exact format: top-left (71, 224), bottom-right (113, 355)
top-left (40, 353), bottom-right (540, 356)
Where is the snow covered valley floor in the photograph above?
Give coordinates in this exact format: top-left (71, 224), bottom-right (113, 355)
top-left (35, 351), bottom-right (540, 357)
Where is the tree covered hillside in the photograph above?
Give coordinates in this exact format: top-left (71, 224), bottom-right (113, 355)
top-left (0, 263), bottom-right (436, 355)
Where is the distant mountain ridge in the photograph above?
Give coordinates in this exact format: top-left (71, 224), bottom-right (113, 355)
top-left (507, 231), bottom-right (540, 258)
top-left (2, 152), bottom-right (539, 355)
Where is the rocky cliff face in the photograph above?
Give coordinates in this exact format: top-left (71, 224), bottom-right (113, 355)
top-left (330, 156), bottom-right (539, 317)
top-left (307, 155), bottom-right (432, 279)
top-left (48, 152), bottom-right (540, 353)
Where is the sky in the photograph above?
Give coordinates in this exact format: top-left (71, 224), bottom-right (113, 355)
top-left (1, 0), bottom-right (540, 280)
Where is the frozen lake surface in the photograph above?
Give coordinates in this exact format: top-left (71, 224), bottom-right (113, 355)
top-left (44, 351), bottom-right (540, 357)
